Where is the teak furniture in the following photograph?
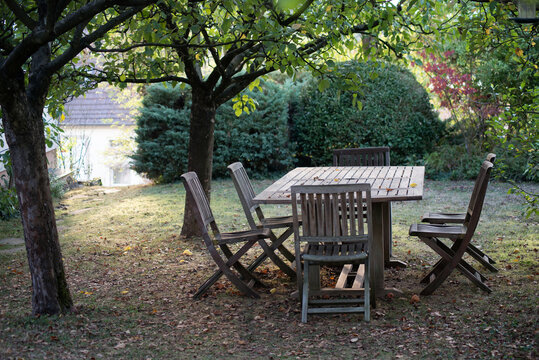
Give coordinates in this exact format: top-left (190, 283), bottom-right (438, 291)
top-left (420, 154), bottom-right (497, 272)
top-left (333, 147), bottom-right (391, 167)
top-left (253, 166), bottom-right (424, 296)
top-left (182, 172), bottom-right (287, 298)
top-left (332, 147), bottom-right (395, 263)
top-left (409, 161), bottom-right (494, 295)
top-left (227, 162), bottom-right (296, 278)
top-left (291, 184), bottom-right (374, 322)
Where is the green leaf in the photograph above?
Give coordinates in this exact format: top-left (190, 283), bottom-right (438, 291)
top-left (318, 79), bottom-right (330, 92)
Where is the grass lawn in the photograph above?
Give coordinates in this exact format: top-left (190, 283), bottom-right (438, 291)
top-left (0, 178), bottom-right (537, 359)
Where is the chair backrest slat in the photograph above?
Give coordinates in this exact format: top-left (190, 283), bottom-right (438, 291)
top-left (291, 184), bottom-right (372, 245)
top-left (228, 162), bottom-right (265, 229)
top-left (465, 153), bottom-right (496, 223)
top-left (333, 147), bottom-right (391, 167)
top-left (181, 172), bottom-right (219, 239)
top-left (464, 161), bottom-right (493, 239)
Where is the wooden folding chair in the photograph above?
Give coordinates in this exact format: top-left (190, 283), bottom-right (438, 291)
top-left (181, 172), bottom-right (282, 299)
top-left (333, 146), bottom-right (391, 167)
top-left (227, 162), bottom-right (296, 278)
top-left (421, 153), bottom-right (497, 272)
top-left (291, 184), bottom-right (374, 323)
top-left (409, 161), bottom-right (494, 295)
top-left (332, 147), bottom-right (399, 267)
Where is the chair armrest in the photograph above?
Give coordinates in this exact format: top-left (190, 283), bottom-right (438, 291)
top-left (421, 212), bottom-right (466, 224)
top-left (409, 223), bottom-right (466, 239)
top-left (218, 228), bottom-right (272, 244)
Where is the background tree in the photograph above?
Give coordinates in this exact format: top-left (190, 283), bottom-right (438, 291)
top-left (89, 0), bottom-right (446, 236)
top-left (132, 78), bottom-right (294, 182)
top-left (0, 0), bottom-right (154, 315)
top-left (413, 0), bottom-right (538, 209)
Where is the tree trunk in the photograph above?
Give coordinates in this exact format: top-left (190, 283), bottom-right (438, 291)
top-left (181, 88), bottom-right (217, 237)
top-left (1, 83), bottom-right (73, 315)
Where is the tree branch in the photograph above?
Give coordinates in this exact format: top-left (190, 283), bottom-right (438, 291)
top-left (76, 68), bottom-right (190, 85)
top-left (215, 68), bottom-right (271, 105)
top-left (278, 0), bottom-right (315, 27)
top-left (2, 0), bottom-right (156, 75)
top-left (45, 5), bottom-right (147, 76)
top-left (3, 0), bottom-right (38, 28)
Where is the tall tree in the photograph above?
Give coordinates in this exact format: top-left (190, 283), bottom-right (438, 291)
top-left (89, 0), bottom-right (442, 236)
top-left (0, 0), bottom-right (154, 315)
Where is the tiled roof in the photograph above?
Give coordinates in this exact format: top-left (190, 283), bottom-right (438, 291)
top-left (62, 86), bottom-right (138, 126)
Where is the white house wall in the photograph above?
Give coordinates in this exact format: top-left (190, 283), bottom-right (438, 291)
top-left (59, 125), bottom-right (146, 187)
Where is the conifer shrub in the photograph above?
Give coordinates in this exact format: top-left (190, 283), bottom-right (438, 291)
top-left (131, 79), bottom-right (294, 182)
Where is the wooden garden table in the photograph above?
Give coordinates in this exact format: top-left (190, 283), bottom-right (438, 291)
top-left (253, 166), bottom-right (425, 296)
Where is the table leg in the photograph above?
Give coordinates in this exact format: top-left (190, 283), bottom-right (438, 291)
top-left (372, 203), bottom-right (403, 297)
top-left (382, 202), bottom-right (407, 268)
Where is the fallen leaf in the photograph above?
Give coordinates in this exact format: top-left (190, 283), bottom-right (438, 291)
top-left (121, 290), bottom-right (129, 294)
top-left (183, 249), bottom-right (193, 256)
top-left (410, 294), bottom-right (420, 304)
top-left (410, 183), bottom-right (417, 188)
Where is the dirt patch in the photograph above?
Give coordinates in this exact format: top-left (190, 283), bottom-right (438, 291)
top-left (0, 238), bottom-right (24, 246)
top-left (69, 208), bottom-right (92, 215)
top-left (0, 237), bottom-right (24, 254)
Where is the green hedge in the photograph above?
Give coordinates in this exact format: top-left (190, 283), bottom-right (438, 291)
top-left (290, 61), bottom-right (445, 166)
top-left (131, 79), bottom-right (294, 182)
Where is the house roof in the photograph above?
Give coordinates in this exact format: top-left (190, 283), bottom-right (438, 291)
top-left (62, 86), bottom-right (139, 126)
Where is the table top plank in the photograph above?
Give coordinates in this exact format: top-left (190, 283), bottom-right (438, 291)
top-left (254, 166), bottom-right (425, 204)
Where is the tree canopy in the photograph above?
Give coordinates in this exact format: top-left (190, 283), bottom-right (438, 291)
top-left (84, 0), bottom-right (455, 235)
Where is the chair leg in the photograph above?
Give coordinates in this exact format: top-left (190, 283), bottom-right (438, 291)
top-left (220, 242), bottom-right (265, 287)
top-left (193, 241), bottom-right (266, 299)
top-left (275, 227), bottom-right (296, 262)
top-left (194, 252), bottom-right (261, 299)
top-left (455, 260), bottom-right (492, 293)
top-left (420, 258), bottom-right (446, 284)
top-left (419, 236), bottom-right (491, 295)
top-left (247, 230), bottom-right (296, 278)
top-left (257, 234), bottom-right (296, 278)
top-left (419, 236), bottom-right (461, 295)
top-left (364, 260), bottom-right (370, 322)
top-left (434, 238), bottom-right (491, 292)
top-left (465, 244), bottom-right (498, 272)
top-left (302, 260), bottom-right (310, 323)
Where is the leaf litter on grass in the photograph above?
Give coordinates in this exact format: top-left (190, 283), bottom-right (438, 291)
top-left (0, 180), bottom-right (537, 359)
